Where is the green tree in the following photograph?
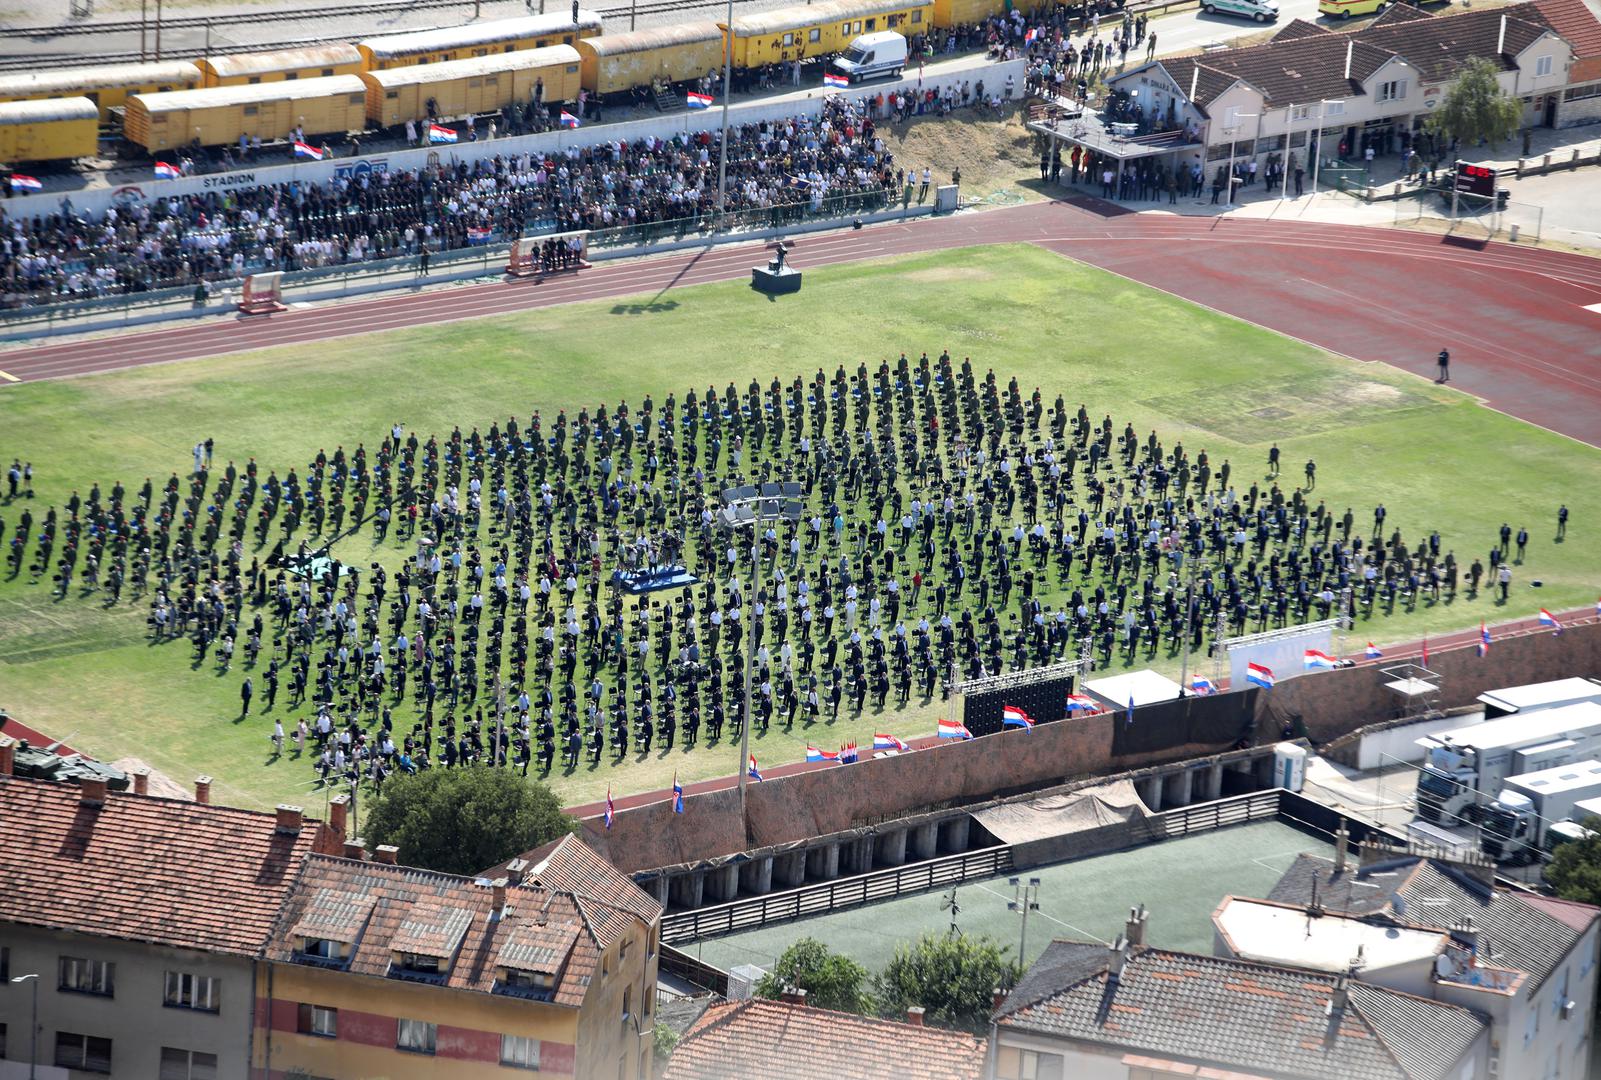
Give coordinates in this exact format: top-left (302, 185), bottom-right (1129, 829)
top-left (652, 1022), bottom-right (679, 1061)
top-left (755, 938), bottom-right (873, 1014)
top-left (1547, 816), bottom-right (1601, 906)
top-left (1425, 56), bottom-right (1524, 150)
top-left (363, 769), bottom-right (575, 876)
top-left (874, 933), bottom-right (1021, 1033)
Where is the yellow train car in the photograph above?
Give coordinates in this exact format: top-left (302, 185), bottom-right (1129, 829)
top-left (198, 44), bottom-right (364, 87)
top-left (124, 75), bottom-right (367, 151)
top-left (728, 0), bottom-right (933, 68)
top-left (931, 0), bottom-right (1021, 22)
top-left (359, 45), bottom-right (581, 127)
top-left (0, 61), bottom-right (201, 123)
top-left (0, 96), bottom-right (99, 163)
top-left (577, 22), bottom-right (724, 96)
top-left (356, 12), bottom-right (603, 71)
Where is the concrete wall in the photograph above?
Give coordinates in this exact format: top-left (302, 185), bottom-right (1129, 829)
top-left (1346, 710), bottom-right (1484, 770)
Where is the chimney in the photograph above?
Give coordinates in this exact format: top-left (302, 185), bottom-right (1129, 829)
top-left (132, 768), bottom-right (150, 796)
top-left (194, 775), bottom-right (212, 804)
top-left (1334, 824), bottom-right (1350, 874)
top-left (1108, 935), bottom-right (1129, 981)
top-left (492, 877), bottom-right (508, 916)
top-left (374, 844), bottom-right (399, 865)
top-left (1330, 972), bottom-right (1350, 1013)
top-left (0, 735), bottom-right (15, 777)
top-left (343, 838), bottom-right (367, 861)
top-left (328, 793), bottom-right (349, 836)
top-left (79, 776), bottom-right (108, 806)
top-left (505, 858), bottom-right (529, 886)
top-left (906, 1006), bottom-right (926, 1027)
top-left (779, 986), bottom-right (808, 1006)
top-left (275, 804), bottom-right (304, 835)
top-left (993, 987), bottom-right (1009, 1011)
top-left (1125, 904), bottom-right (1148, 947)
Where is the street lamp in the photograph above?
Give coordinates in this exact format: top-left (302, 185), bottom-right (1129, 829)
top-left (1007, 877), bottom-right (1041, 983)
top-left (1224, 113), bottom-right (1258, 207)
top-left (719, 482), bottom-right (805, 812)
top-left (1309, 99), bottom-right (1343, 197)
top-left (1175, 551), bottom-right (1210, 696)
top-left (713, 6), bottom-right (736, 232)
top-left (11, 973), bottom-right (39, 1080)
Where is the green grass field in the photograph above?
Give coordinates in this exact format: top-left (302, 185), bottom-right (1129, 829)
top-left (3, 242), bottom-right (1599, 813)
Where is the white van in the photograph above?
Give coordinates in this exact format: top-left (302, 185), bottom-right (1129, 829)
top-left (832, 31), bottom-right (908, 83)
top-left (1202, 0), bottom-right (1279, 20)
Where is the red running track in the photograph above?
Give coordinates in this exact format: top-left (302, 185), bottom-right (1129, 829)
top-left (5, 199), bottom-right (1601, 443)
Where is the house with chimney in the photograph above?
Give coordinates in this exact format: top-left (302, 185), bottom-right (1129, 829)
top-left (0, 746), bottom-right (343, 1080)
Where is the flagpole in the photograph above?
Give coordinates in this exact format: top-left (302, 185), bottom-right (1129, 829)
top-left (714, 1), bottom-right (735, 233)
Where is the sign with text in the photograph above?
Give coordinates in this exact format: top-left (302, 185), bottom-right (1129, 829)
top-left (1454, 161), bottom-right (1496, 198)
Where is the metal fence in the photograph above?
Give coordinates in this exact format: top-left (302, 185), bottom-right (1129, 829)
top-left (1149, 788), bottom-right (1282, 839)
top-left (1392, 188), bottom-right (1545, 245)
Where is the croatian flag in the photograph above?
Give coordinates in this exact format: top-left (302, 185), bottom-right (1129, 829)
top-left (824, 72), bottom-right (850, 89)
top-left (1365, 642), bottom-right (1383, 660)
top-left (1025, 27), bottom-right (1040, 43)
top-left (293, 141), bottom-right (323, 161)
top-left (747, 754), bottom-right (764, 782)
top-left (1478, 621), bottom-right (1491, 657)
top-left (429, 123), bottom-right (458, 144)
top-left (839, 742), bottom-right (859, 764)
top-left (154, 161), bottom-right (182, 179)
top-left (938, 718), bottom-right (973, 740)
top-left (874, 733), bottom-right (910, 752)
top-left (1190, 676), bottom-right (1215, 696)
top-left (1539, 608), bottom-right (1562, 633)
top-left (559, 111), bottom-right (581, 129)
top-left (672, 773), bottom-right (684, 814)
top-left (686, 91), bottom-right (714, 109)
top-left (9, 174), bottom-right (42, 192)
top-left (1421, 636), bottom-right (1430, 668)
top-left (1303, 649), bottom-right (1339, 670)
top-left (466, 225), bottom-right (493, 244)
top-left (806, 745), bottom-right (840, 763)
top-left (1065, 693), bottom-right (1099, 712)
top-left (1002, 705), bottom-right (1034, 729)
top-left (604, 785), bottom-right (615, 829)
top-left (1246, 662), bottom-right (1275, 690)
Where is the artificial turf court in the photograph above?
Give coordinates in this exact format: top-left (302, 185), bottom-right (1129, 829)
top-left (689, 820), bottom-right (1333, 976)
top-left (2, 242), bottom-right (1599, 813)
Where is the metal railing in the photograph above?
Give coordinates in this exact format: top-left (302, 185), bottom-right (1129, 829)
top-left (661, 844), bottom-right (1013, 944)
top-left (658, 944), bottom-right (731, 996)
top-left (1150, 788), bottom-right (1281, 839)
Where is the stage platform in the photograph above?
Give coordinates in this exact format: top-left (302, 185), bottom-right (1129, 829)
top-left (612, 566), bottom-right (700, 595)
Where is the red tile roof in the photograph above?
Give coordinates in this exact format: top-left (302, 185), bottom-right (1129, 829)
top-left (0, 775), bottom-right (322, 956)
top-left (1529, 0), bottom-right (1601, 58)
top-left (1516, 892), bottom-right (1601, 933)
top-left (522, 834), bottom-right (662, 949)
top-left (660, 999), bottom-right (987, 1080)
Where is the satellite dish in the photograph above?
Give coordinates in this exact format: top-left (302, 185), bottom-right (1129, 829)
top-left (1435, 954), bottom-right (1454, 979)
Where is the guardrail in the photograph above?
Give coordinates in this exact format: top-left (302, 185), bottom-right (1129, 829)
top-left (1151, 788), bottom-right (1281, 839)
top-left (660, 845), bottom-right (1013, 944)
top-left (659, 944), bottom-right (731, 996)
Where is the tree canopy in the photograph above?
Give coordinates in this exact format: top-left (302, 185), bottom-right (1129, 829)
top-left (362, 768), bottom-right (575, 876)
top-left (1547, 816), bottom-right (1601, 906)
top-left (755, 938), bottom-right (874, 1014)
top-left (1425, 57), bottom-right (1524, 151)
top-left (874, 933), bottom-right (1021, 1033)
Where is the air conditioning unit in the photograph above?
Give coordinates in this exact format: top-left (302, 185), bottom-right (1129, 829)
top-left (1561, 999), bottom-right (1576, 1021)
top-left (727, 964), bottom-right (766, 1001)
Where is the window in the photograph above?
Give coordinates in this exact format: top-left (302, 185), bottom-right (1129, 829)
top-left (1377, 79), bottom-right (1408, 102)
top-left (809, 28), bottom-right (821, 42)
top-left (996, 1046), bottom-right (1066, 1080)
top-left (783, 32), bottom-right (794, 46)
top-left (248, 76), bottom-right (261, 84)
top-left (297, 1003), bottom-right (338, 1038)
top-left (397, 1019), bottom-right (437, 1055)
top-left (912, 10), bottom-right (922, 21)
top-left (1324, 100), bottom-right (1345, 116)
top-left (501, 1034), bottom-right (542, 1069)
top-left (300, 937), bottom-right (347, 961)
top-left (1, 945), bottom-right (8, 981)
top-left (1, 1022), bottom-right (7, 1059)
top-left (395, 952), bottom-right (442, 976)
top-left (243, 105), bottom-right (258, 116)
top-left (500, 967), bottom-right (556, 996)
top-left (165, 971), bottom-right (219, 1012)
top-left (59, 956), bottom-right (115, 997)
top-left (623, 986), bottom-right (633, 1022)
top-left (1536, 55), bottom-right (1553, 77)
top-left (1293, 104), bottom-right (1313, 120)
top-left (321, 67), bottom-right (334, 76)
top-left (159, 1047), bottom-right (218, 1080)
top-left (285, 72), bottom-right (298, 80)
top-left (1568, 82), bottom-right (1601, 101)
top-left (55, 1032), bottom-right (112, 1074)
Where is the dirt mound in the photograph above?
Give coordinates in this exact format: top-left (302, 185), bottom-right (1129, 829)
top-left (879, 103), bottom-right (1048, 207)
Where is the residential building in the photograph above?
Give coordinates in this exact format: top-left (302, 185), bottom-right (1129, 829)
top-left (0, 754), bottom-right (339, 1080)
top-left (662, 995), bottom-right (987, 1080)
top-left (254, 833), bottom-right (662, 1080)
top-left (1266, 849), bottom-right (1601, 1080)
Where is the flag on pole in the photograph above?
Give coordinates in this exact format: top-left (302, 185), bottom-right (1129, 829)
top-left (747, 754), bottom-right (764, 782)
top-left (1478, 621), bottom-right (1491, 657)
top-left (686, 91), bottom-right (714, 109)
top-left (839, 742), bottom-right (859, 764)
top-left (1539, 608), bottom-right (1562, 633)
top-left (937, 718), bottom-right (973, 740)
top-left (673, 773), bottom-right (684, 814)
top-left (1421, 636), bottom-right (1430, 668)
top-left (604, 785), bottom-right (615, 829)
top-left (293, 141), bottom-right (323, 161)
top-left (824, 72), bottom-right (850, 88)
top-left (806, 745), bottom-right (840, 763)
top-left (1190, 675), bottom-right (1215, 696)
top-left (1002, 705), bottom-right (1034, 729)
top-left (9, 174), bottom-right (42, 192)
top-left (1365, 642), bottom-right (1383, 660)
top-left (1246, 662), bottom-right (1275, 690)
top-left (1303, 649), bottom-right (1339, 670)
top-left (559, 111), bottom-right (581, 129)
top-left (428, 123), bottom-right (458, 144)
top-left (1024, 27), bottom-right (1040, 43)
top-left (874, 733), bottom-right (910, 752)
top-left (1126, 697), bottom-right (1136, 725)
top-left (1065, 694), bottom-right (1100, 712)
top-left (466, 225), bottom-right (494, 244)
top-left (154, 161), bottom-right (182, 179)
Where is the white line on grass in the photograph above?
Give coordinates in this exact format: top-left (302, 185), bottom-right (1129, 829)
top-left (974, 883), bottom-right (1111, 946)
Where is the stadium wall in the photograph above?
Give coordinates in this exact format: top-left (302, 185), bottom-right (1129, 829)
top-left (586, 619), bottom-right (1601, 874)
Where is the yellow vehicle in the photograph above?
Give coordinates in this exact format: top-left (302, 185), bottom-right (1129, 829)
top-left (0, 96), bottom-right (99, 163)
top-left (577, 23), bottom-right (725, 97)
top-left (356, 12), bottom-right (603, 71)
top-left (0, 62), bottom-right (201, 123)
top-left (728, 0), bottom-right (933, 68)
top-left (1316, 0), bottom-right (1387, 18)
top-left (360, 46), bottom-right (581, 127)
top-left (124, 75), bottom-right (368, 151)
top-left (198, 45), bottom-right (364, 87)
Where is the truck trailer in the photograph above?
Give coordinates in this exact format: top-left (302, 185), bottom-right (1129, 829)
top-left (1481, 758), bottom-right (1601, 863)
top-left (1478, 677), bottom-right (1601, 720)
top-left (1414, 701), bottom-right (1601, 826)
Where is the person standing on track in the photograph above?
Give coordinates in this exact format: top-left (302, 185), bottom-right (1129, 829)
top-left (1436, 348), bottom-right (1450, 383)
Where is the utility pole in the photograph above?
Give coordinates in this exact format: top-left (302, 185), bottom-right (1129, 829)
top-left (714, 2), bottom-right (735, 231)
top-left (12, 972), bottom-right (39, 1079)
top-left (1008, 877), bottom-right (1041, 981)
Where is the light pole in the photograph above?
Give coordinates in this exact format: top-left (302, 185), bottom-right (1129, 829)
top-left (1176, 552), bottom-right (1209, 696)
top-left (12, 973), bottom-right (39, 1079)
top-left (1309, 99), bottom-right (1343, 197)
top-left (1279, 103), bottom-right (1295, 205)
top-left (713, 7), bottom-right (736, 231)
top-left (719, 483), bottom-right (804, 813)
top-left (1007, 876), bottom-right (1041, 982)
top-left (1224, 113), bottom-right (1257, 207)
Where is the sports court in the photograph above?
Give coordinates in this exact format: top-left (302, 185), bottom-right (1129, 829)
top-left (687, 820), bottom-right (1331, 975)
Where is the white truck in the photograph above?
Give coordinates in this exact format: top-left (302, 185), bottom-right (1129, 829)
top-left (831, 31), bottom-right (907, 83)
top-left (1480, 759), bottom-right (1601, 863)
top-left (1478, 677), bottom-right (1601, 720)
top-left (1415, 701), bottom-right (1601, 827)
